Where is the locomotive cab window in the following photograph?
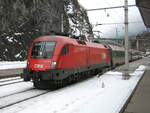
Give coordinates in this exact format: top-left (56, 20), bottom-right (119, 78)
top-left (61, 45), bottom-right (69, 55)
top-left (31, 41), bottom-right (56, 58)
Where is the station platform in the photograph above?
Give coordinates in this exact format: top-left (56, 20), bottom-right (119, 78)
top-left (0, 69), bottom-right (23, 78)
top-left (112, 57), bottom-right (150, 113)
top-left (111, 57), bottom-right (150, 113)
top-left (123, 69), bottom-right (150, 113)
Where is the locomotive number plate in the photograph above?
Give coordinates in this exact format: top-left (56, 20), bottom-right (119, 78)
top-left (34, 64), bottom-right (43, 68)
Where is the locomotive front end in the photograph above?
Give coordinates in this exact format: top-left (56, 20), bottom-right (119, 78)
top-left (22, 38), bottom-right (60, 82)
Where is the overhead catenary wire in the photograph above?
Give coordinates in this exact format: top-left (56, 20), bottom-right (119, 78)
top-left (102, 0), bottom-right (124, 38)
top-left (86, 2), bottom-right (144, 39)
top-left (95, 21), bottom-right (143, 25)
top-left (94, 0), bottom-right (124, 38)
top-left (104, 0), bottom-right (123, 21)
top-left (86, 4), bottom-right (136, 11)
top-left (87, 4), bottom-right (139, 28)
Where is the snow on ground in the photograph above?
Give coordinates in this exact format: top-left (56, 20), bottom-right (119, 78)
top-left (0, 65), bottom-right (146, 113)
top-left (0, 79), bottom-right (23, 86)
top-left (0, 61), bottom-right (26, 70)
top-left (0, 77), bottom-right (20, 82)
top-left (0, 82), bottom-right (33, 98)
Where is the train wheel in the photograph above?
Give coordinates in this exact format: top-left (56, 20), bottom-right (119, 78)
top-left (33, 81), bottom-right (46, 89)
top-left (80, 72), bottom-right (85, 79)
top-left (84, 71), bottom-right (89, 78)
top-left (65, 76), bottom-right (72, 85)
top-left (71, 73), bottom-right (81, 83)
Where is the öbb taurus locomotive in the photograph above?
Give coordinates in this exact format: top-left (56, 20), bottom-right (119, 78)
top-left (21, 35), bottom-right (127, 88)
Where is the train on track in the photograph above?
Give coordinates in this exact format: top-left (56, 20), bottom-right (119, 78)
top-left (21, 35), bottom-right (141, 89)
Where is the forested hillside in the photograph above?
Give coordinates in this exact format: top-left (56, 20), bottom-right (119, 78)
top-left (0, 0), bottom-right (93, 61)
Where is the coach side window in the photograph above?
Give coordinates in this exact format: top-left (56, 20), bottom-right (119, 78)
top-left (61, 45), bottom-right (69, 55)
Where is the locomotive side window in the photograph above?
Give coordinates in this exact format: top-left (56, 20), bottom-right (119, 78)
top-left (31, 41), bottom-right (56, 58)
top-left (61, 45), bottom-right (69, 55)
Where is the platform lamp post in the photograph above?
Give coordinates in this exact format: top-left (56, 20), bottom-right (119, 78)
top-left (123, 0), bottom-right (130, 79)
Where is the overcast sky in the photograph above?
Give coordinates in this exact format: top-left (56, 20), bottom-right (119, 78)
top-left (78, 0), bottom-right (147, 38)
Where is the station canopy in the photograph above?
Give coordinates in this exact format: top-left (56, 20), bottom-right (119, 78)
top-left (136, 0), bottom-right (150, 28)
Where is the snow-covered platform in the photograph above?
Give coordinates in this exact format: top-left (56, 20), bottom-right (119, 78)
top-left (0, 61), bottom-right (26, 78)
top-left (123, 70), bottom-right (150, 113)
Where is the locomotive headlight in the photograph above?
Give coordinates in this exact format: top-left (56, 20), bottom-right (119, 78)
top-left (51, 61), bottom-right (57, 69)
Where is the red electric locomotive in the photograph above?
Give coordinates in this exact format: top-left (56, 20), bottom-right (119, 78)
top-left (22, 35), bottom-right (112, 88)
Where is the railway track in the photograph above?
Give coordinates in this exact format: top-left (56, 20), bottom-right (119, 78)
top-left (0, 77), bottom-right (21, 83)
top-left (0, 88), bottom-right (34, 99)
top-left (0, 89), bottom-right (50, 109)
top-left (0, 78), bottom-right (23, 87)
